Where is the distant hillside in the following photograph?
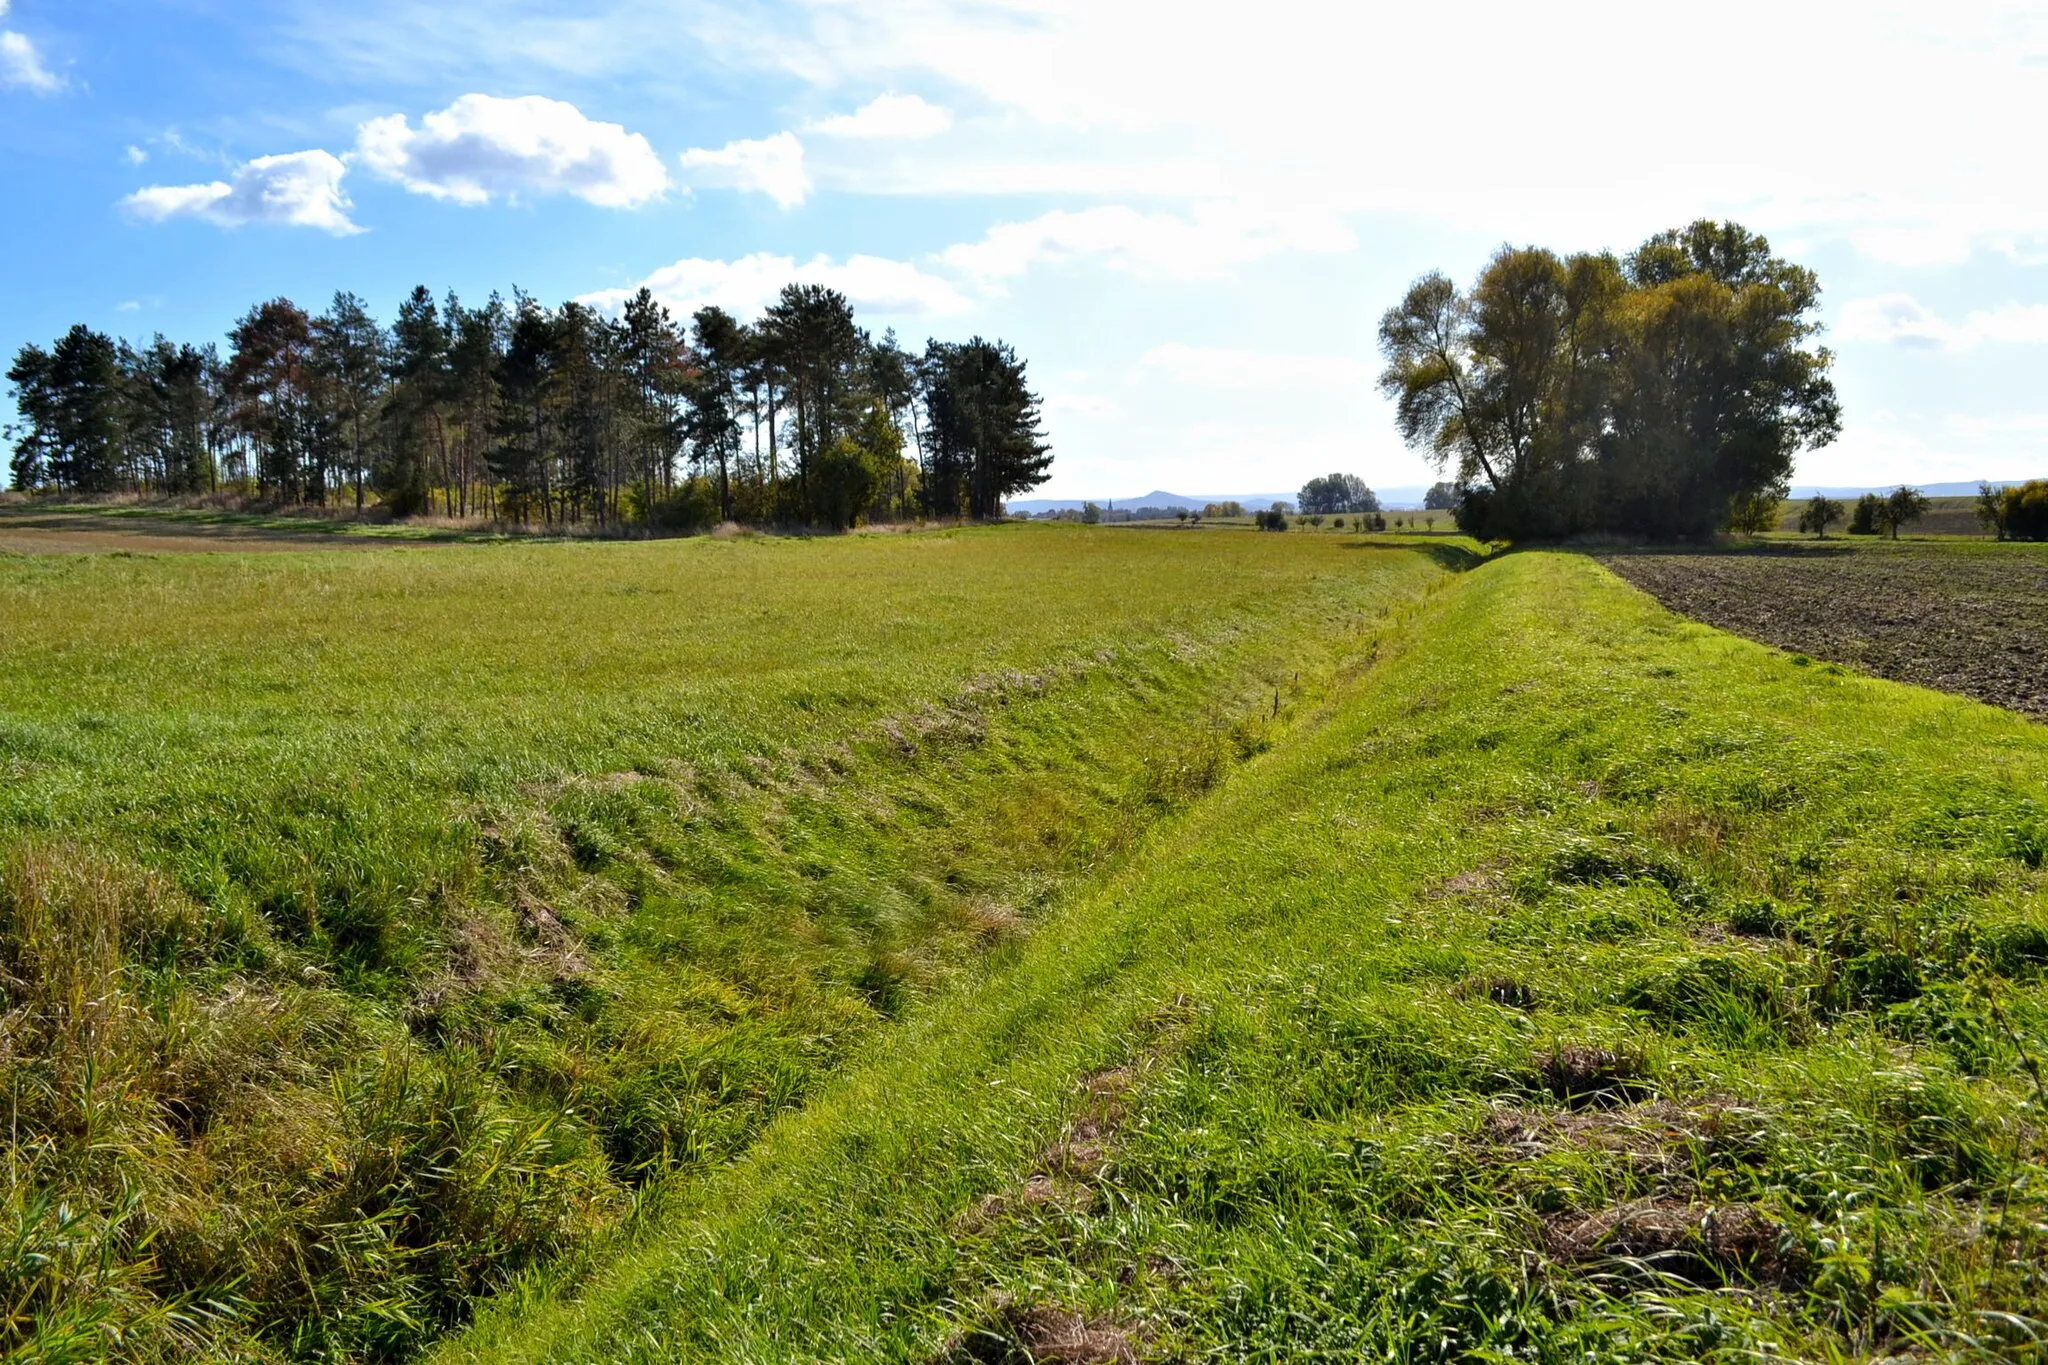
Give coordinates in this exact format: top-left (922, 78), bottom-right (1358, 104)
top-left (1009, 486), bottom-right (1435, 514)
top-left (1787, 480), bottom-right (2028, 499)
top-left (1012, 480), bottom-right (2038, 517)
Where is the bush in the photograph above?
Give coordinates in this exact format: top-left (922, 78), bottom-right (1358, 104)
top-left (638, 477), bottom-right (721, 531)
top-left (1795, 494), bottom-right (1842, 538)
top-left (1986, 479), bottom-right (2048, 541)
top-left (1726, 491), bottom-right (1782, 537)
top-left (1848, 492), bottom-right (1882, 535)
top-left (1255, 509), bottom-right (1289, 532)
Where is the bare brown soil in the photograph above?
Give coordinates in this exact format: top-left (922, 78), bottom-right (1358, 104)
top-left (1600, 544), bottom-right (2048, 721)
top-left (0, 508), bottom-right (434, 553)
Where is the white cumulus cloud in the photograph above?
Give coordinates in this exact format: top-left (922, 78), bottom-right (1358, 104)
top-left (808, 93), bottom-right (952, 140)
top-left (0, 10), bottom-right (60, 94)
top-left (356, 94), bottom-right (667, 208)
top-left (677, 131), bottom-right (809, 208)
top-left (121, 150), bottom-right (359, 234)
top-left (581, 251), bottom-right (969, 321)
top-left (943, 204), bottom-right (1353, 284)
top-left (1838, 294), bottom-right (2048, 350)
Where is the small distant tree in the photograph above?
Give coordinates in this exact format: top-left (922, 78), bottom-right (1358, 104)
top-left (2002, 481), bottom-right (2048, 540)
top-left (1298, 473), bottom-right (1379, 515)
top-left (1878, 485), bottom-right (1929, 539)
top-left (1255, 508), bottom-right (1288, 531)
top-left (1726, 490), bottom-right (1782, 537)
top-left (1331, 516), bottom-right (1345, 529)
top-left (1175, 508), bottom-right (1188, 524)
top-left (1371, 512), bottom-right (1387, 531)
top-left (1796, 494), bottom-right (1844, 538)
top-left (1848, 492), bottom-right (1882, 535)
top-left (1306, 513), bottom-right (1324, 528)
top-left (1081, 500), bottom-right (1102, 524)
top-left (1425, 514), bottom-right (1436, 531)
top-left (1977, 481), bottom-right (2008, 539)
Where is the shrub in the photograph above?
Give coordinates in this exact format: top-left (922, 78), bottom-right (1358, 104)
top-left (1986, 479), bottom-right (2048, 541)
top-left (1848, 492), bottom-right (1882, 535)
top-left (1795, 494), bottom-right (1843, 538)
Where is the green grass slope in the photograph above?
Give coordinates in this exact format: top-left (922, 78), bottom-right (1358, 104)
top-left (442, 550), bottom-right (2048, 1365)
top-left (0, 527), bottom-right (1448, 1361)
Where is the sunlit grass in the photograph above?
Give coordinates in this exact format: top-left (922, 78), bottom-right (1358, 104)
top-left (0, 524), bottom-right (1450, 1360)
top-left (438, 550), bottom-right (2048, 1365)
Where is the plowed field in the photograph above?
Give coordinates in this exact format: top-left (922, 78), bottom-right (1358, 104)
top-left (1601, 542), bottom-right (2048, 720)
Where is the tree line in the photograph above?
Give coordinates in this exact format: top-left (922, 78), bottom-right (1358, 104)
top-left (1379, 220), bottom-right (1841, 542)
top-left (5, 284), bottom-right (1052, 529)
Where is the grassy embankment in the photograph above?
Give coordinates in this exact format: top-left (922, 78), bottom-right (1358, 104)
top-left (440, 549), bottom-right (2048, 1365)
top-left (0, 526), bottom-right (1447, 1361)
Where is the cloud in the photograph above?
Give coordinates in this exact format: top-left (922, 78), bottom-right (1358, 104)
top-left (1838, 294), bottom-right (2048, 350)
top-left (676, 131), bottom-right (809, 208)
top-left (0, 23), bottom-right (59, 93)
top-left (356, 94), bottom-right (666, 208)
top-left (581, 251), bottom-right (969, 320)
top-left (943, 204), bottom-right (1353, 284)
top-left (284, 0), bottom-right (2048, 267)
top-left (123, 144), bottom-right (148, 166)
top-left (121, 150), bottom-right (359, 234)
top-left (1134, 344), bottom-right (1371, 393)
top-left (808, 93), bottom-right (952, 140)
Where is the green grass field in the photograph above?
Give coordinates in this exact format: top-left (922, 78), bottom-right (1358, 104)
top-left (0, 525), bottom-right (1448, 1361)
top-left (2, 527), bottom-right (2044, 1363)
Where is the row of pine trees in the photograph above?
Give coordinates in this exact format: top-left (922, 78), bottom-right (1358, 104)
top-left (5, 283), bottom-right (1052, 528)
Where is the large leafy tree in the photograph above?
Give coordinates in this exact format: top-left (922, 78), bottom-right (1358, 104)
top-left (1599, 222), bottom-right (1839, 537)
top-left (1379, 221), bottom-right (1836, 540)
top-left (1298, 473), bottom-right (1379, 514)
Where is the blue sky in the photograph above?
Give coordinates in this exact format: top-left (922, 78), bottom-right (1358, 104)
top-left (4, 0), bottom-right (2046, 498)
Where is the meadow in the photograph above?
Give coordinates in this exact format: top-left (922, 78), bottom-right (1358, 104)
top-left (437, 548), bottom-right (2048, 1365)
top-left (0, 523), bottom-right (1443, 1361)
top-left (1, 524), bottom-right (2044, 1363)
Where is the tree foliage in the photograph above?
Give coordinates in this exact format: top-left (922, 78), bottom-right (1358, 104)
top-left (1378, 220), bottom-right (1840, 541)
top-left (1796, 494), bottom-right (1844, 538)
top-left (1981, 480), bottom-right (2048, 541)
top-left (1297, 472), bottom-right (1379, 514)
top-left (7, 283), bottom-right (1051, 529)
top-left (1878, 485), bottom-right (1929, 539)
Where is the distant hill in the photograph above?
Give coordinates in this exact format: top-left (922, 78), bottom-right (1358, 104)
top-left (1008, 485), bottom-right (1436, 514)
top-left (1010, 480), bottom-right (2037, 517)
top-left (1787, 481), bottom-right (2025, 499)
